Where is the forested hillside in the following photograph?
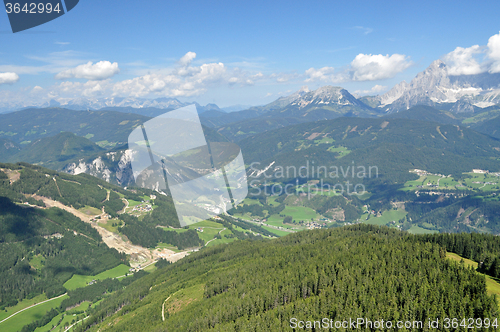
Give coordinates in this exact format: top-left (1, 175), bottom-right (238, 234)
top-left (239, 117), bottom-right (500, 184)
top-left (74, 225), bottom-right (498, 332)
top-left (383, 105), bottom-right (461, 125)
top-left (0, 108), bottom-right (148, 148)
top-left (0, 138), bottom-right (20, 161)
top-left (6, 132), bottom-right (104, 170)
top-left (0, 162), bottom-right (216, 331)
top-left (0, 193), bottom-right (126, 309)
top-left (0, 163), bottom-right (140, 309)
top-left (0, 163), bottom-right (127, 215)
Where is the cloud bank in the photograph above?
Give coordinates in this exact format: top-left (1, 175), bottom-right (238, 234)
top-left (442, 31), bottom-right (500, 75)
top-left (350, 54), bottom-right (412, 81)
top-left (304, 53), bottom-right (412, 83)
top-left (304, 66), bottom-right (336, 82)
top-left (55, 61), bottom-right (120, 80)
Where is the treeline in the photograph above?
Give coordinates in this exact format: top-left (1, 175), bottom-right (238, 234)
top-left (118, 214), bottom-right (203, 249)
top-left (218, 215), bottom-right (276, 238)
top-left (417, 232), bottom-right (500, 279)
top-left (20, 308), bottom-right (59, 332)
top-left (14, 167), bottom-right (109, 209)
top-left (75, 224), bottom-right (498, 332)
top-left (0, 196), bottom-right (102, 242)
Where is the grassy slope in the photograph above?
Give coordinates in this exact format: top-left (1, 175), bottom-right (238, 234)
top-left (0, 294), bottom-right (48, 322)
top-left (446, 252), bottom-right (500, 300)
top-left (364, 209), bottom-right (407, 226)
top-left (261, 225), bottom-right (291, 237)
top-left (63, 264), bottom-right (131, 290)
top-left (0, 295), bottom-right (68, 332)
top-left (34, 302), bottom-right (91, 332)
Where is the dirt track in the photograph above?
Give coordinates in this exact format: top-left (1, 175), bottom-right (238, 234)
top-left (33, 195), bottom-right (189, 266)
top-left (0, 168), bottom-right (20, 184)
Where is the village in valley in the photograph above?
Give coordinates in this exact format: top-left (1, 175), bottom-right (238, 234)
top-left (404, 169), bottom-right (500, 193)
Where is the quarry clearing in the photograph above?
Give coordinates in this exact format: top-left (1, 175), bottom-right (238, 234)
top-left (32, 195), bottom-right (190, 267)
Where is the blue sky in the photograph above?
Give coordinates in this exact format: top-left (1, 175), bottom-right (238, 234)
top-left (1, 0), bottom-right (500, 107)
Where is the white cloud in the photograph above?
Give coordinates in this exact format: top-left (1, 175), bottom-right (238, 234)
top-left (304, 66), bottom-right (339, 83)
top-left (0, 72), bottom-right (19, 84)
top-left (439, 32), bottom-right (500, 75)
top-left (442, 45), bottom-right (483, 75)
top-left (354, 84), bottom-right (387, 96)
top-left (112, 59), bottom-right (227, 97)
top-left (350, 53), bottom-right (412, 81)
top-left (178, 51), bottom-right (197, 67)
top-left (0, 52), bottom-right (267, 105)
top-left (487, 31), bottom-right (500, 74)
top-left (55, 61), bottom-right (120, 80)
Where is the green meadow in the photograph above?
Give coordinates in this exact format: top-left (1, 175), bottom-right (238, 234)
top-left (63, 264), bottom-right (131, 290)
top-left (364, 209), bottom-right (407, 226)
top-left (261, 225), bottom-right (291, 237)
top-left (0, 295), bottom-right (68, 332)
top-left (446, 252), bottom-right (500, 301)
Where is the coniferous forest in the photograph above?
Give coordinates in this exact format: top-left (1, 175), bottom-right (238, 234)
top-left (74, 225), bottom-right (499, 332)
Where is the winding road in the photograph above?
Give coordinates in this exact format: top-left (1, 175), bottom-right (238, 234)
top-left (204, 228), bottom-right (226, 246)
top-left (0, 293), bottom-right (67, 325)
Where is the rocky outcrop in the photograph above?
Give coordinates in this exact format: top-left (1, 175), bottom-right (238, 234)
top-left (63, 149), bottom-right (135, 186)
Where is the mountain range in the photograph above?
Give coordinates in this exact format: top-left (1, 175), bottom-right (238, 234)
top-left (194, 60), bottom-right (500, 140)
top-left (0, 96), bottom-right (239, 115)
top-left (1, 55), bottom-right (500, 197)
top-left (3, 56), bottom-right (500, 119)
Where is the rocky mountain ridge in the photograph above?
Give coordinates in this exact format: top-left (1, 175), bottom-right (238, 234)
top-left (379, 60), bottom-right (500, 112)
